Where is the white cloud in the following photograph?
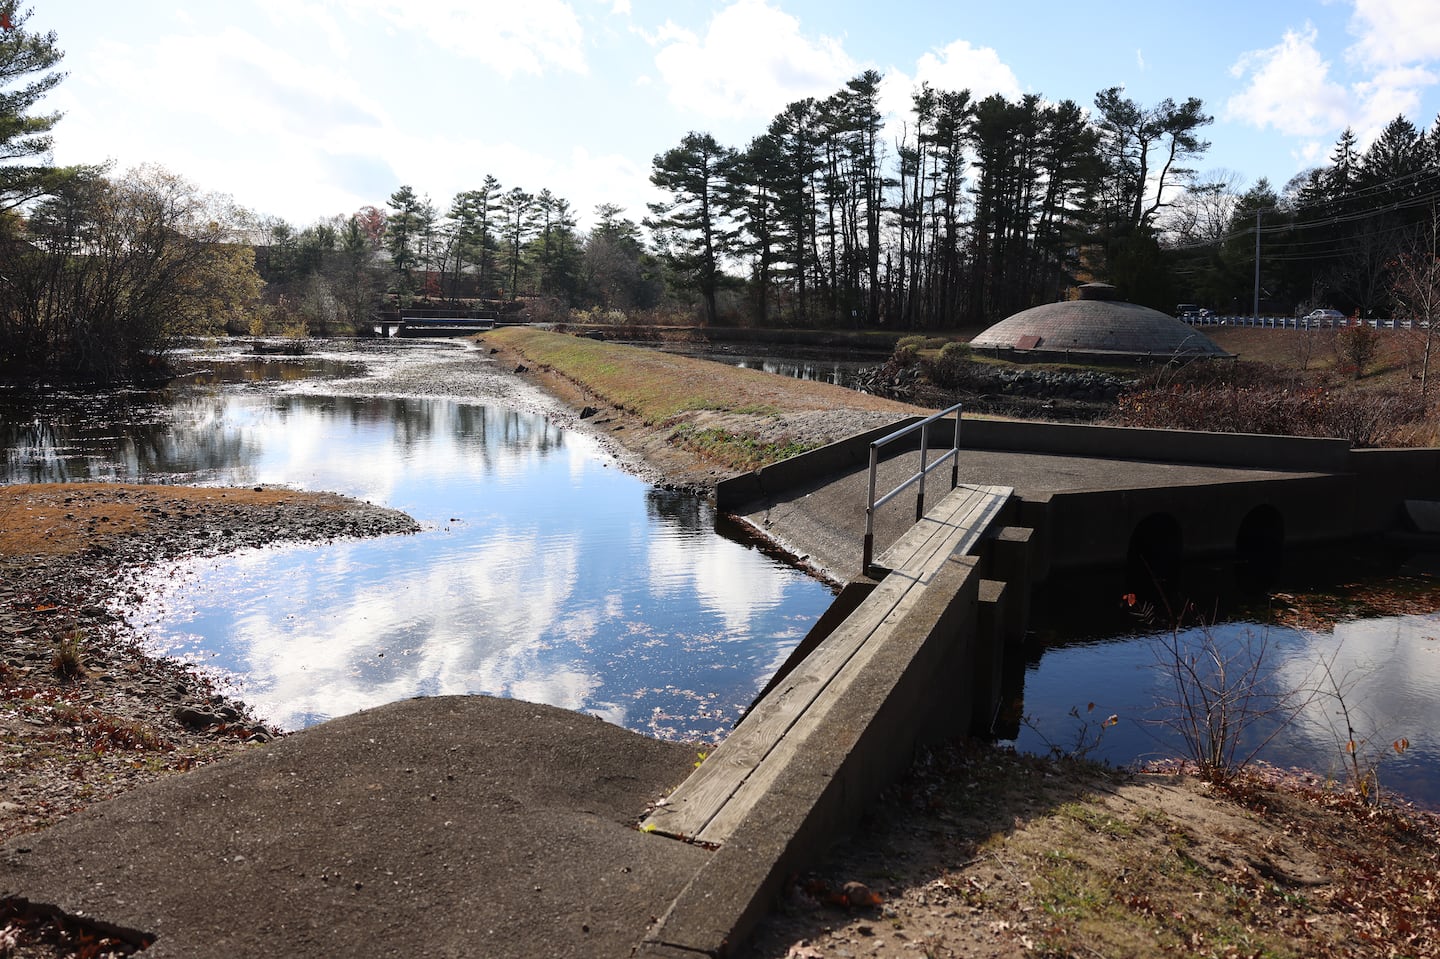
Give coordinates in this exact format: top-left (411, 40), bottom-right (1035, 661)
top-left (1348, 0), bottom-right (1440, 65)
top-left (651, 0), bottom-right (858, 120)
top-left (257, 0), bottom-right (350, 58)
top-left (877, 37), bottom-right (1023, 138)
top-left (909, 38), bottom-right (1023, 102)
top-left (1352, 64), bottom-right (1437, 137)
top-left (1228, 12), bottom-right (1439, 155)
top-left (910, 38), bottom-right (1025, 102)
top-left (50, 25), bottom-right (398, 220)
top-left (1226, 25), bottom-right (1350, 136)
top-left (328, 0), bottom-right (588, 77)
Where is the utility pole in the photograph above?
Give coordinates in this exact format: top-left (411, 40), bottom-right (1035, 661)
top-left (1253, 207), bottom-right (1262, 321)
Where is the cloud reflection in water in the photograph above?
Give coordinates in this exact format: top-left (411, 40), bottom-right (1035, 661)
top-left (119, 391), bottom-right (833, 739)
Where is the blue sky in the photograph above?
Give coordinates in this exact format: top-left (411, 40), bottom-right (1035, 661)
top-left (28, 0), bottom-right (1440, 231)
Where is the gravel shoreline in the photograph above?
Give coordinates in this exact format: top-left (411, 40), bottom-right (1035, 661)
top-left (0, 482), bottom-right (419, 842)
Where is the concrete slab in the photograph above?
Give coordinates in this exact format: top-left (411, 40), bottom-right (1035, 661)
top-left (0, 696), bottom-right (705, 959)
top-left (739, 446), bottom-right (1321, 582)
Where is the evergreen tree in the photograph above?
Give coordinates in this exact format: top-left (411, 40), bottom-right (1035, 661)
top-left (498, 187), bottom-right (534, 300)
top-left (385, 185), bottom-right (424, 294)
top-left (0, 2), bottom-right (66, 212)
top-left (646, 131), bottom-right (741, 326)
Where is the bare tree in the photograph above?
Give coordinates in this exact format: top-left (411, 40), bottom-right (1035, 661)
top-left (1161, 169), bottom-right (1244, 245)
top-left (1390, 209), bottom-right (1440, 397)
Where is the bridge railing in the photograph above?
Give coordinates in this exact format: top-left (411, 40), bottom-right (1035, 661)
top-left (863, 402), bottom-right (962, 575)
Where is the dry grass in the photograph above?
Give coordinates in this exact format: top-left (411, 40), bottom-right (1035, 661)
top-left (747, 742), bottom-right (1440, 959)
top-left (0, 483), bottom-right (351, 558)
top-left (482, 327), bottom-right (925, 480)
top-left (483, 327), bottom-right (917, 424)
top-left (1208, 326), bottom-right (1437, 387)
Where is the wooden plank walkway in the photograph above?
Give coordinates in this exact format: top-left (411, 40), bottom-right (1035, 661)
top-left (641, 483), bottom-right (1013, 845)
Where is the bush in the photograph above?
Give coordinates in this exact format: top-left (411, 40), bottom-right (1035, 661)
top-left (1335, 325), bottom-right (1382, 379)
top-left (1109, 382), bottom-right (1427, 447)
top-left (923, 341), bottom-right (973, 388)
top-left (892, 335), bottom-right (926, 366)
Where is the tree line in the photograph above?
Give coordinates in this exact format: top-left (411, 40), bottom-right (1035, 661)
top-left (644, 71), bottom-right (1212, 329)
top-left (252, 181), bottom-right (667, 336)
top-left (7, 0), bottom-right (1440, 386)
top-left (1165, 115), bottom-right (1440, 322)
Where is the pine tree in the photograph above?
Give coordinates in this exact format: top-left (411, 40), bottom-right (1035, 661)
top-left (646, 131), bottom-right (741, 326)
top-left (0, 2), bottom-right (66, 212)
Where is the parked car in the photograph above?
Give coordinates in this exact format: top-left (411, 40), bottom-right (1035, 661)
top-left (1303, 309), bottom-right (1345, 326)
top-left (1175, 303), bottom-right (1202, 318)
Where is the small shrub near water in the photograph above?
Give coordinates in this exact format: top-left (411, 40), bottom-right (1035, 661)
top-left (892, 335), bottom-right (924, 366)
top-left (924, 341), bottom-right (973, 388)
top-left (50, 630), bottom-right (85, 681)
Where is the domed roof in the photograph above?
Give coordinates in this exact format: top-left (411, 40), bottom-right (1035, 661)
top-left (969, 284), bottom-right (1229, 358)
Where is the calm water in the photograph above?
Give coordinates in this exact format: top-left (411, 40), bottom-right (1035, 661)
top-left (1012, 559), bottom-right (1440, 806)
top-left (1, 342), bottom-right (834, 739)
top-left (641, 342), bottom-right (876, 388)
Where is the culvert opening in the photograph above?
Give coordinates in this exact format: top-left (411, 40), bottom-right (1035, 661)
top-left (1126, 513), bottom-right (1183, 598)
top-left (1235, 504), bottom-right (1285, 591)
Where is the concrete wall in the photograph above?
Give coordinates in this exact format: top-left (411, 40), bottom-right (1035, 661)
top-left (719, 416), bottom-right (1440, 576)
top-left (954, 418), bottom-right (1353, 473)
top-left (716, 416), bottom-right (922, 511)
top-left (638, 554), bottom-right (983, 957)
top-left (1038, 474), bottom-right (1357, 572)
top-left (1349, 448), bottom-right (1440, 533)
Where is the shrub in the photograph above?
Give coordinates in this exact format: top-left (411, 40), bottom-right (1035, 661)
top-left (1335, 325), bottom-right (1382, 379)
top-left (893, 335), bottom-right (925, 366)
top-left (923, 341), bottom-right (974, 388)
top-left (50, 630), bottom-right (85, 681)
top-left (1109, 383), bottom-right (1426, 447)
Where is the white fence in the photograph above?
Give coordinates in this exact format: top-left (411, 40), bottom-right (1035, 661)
top-left (1183, 315), bottom-right (1428, 331)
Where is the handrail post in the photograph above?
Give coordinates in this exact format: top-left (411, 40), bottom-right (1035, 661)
top-left (863, 442), bottom-right (879, 574)
top-left (861, 402), bottom-right (964, 576)
top-left (949, 406), bottom-right (960, 490)
top-left (915, 420), bottom-right (930, 521)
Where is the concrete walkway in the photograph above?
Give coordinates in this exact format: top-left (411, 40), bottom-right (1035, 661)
top-left (740, 445), bottom-right (1317, 583)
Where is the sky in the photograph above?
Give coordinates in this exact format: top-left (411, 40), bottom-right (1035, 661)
top-left (24, 0), bottom-right (1440, 233)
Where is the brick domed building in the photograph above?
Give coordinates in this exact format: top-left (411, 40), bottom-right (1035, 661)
top-left (969, 283), bottom-right (1229, 359)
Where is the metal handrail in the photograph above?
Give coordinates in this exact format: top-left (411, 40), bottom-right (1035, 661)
top-left (863, 402), bottom-right (962, 574)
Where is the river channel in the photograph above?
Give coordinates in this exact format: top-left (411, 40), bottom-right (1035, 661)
top-left (1, 339), bottom-right (835, 740)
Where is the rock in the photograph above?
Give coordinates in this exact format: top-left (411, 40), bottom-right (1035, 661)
top-left (580, 406), bottom-right (600, 419)
top-left (173, 705), bottom-right (224, 729)
top-left (842, 881), bottom-right (882, 908)
top-left (513, 364), bottom-right (529, 374)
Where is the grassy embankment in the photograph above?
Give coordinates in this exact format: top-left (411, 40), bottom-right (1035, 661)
top-left (482, 326), bottom-right (921, 475)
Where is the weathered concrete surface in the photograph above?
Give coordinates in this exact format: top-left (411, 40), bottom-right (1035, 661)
top-left (739, 443), bottom-right (1327, 583)
top-left (637, 552), bottom-right (983, 958)
top-left (0, 696), bottom-right (705, 959)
